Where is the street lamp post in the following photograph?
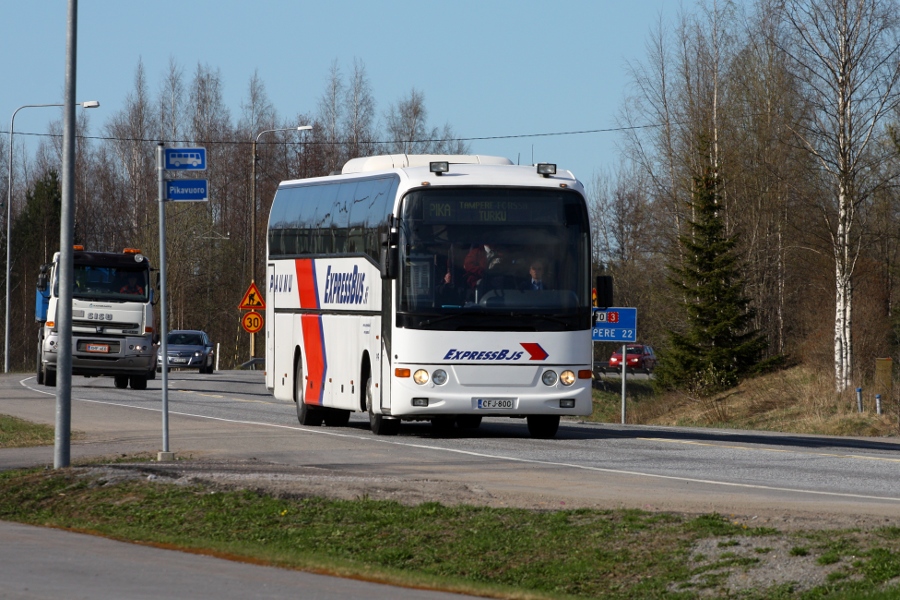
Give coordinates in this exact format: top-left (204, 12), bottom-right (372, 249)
top-left (5, 100), bottom-right (99, 373)
top-left (249, 125), bottom-right (311, 363)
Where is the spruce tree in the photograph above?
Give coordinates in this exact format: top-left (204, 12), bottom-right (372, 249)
top-left (656, 168), bottom-right (765, 394)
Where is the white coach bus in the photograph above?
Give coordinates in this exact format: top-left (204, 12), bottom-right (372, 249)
top-left (265, 154), bottom-right (593, 438)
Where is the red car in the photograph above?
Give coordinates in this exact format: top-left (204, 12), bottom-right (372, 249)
top-left (607, 344), bottom-right (657, 374)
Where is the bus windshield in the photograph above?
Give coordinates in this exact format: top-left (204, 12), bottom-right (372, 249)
top-left (397, 187), bottom-right (591, 331)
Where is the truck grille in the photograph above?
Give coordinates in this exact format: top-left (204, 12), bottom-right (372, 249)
top-left (73, 320), bottom-right (140, 331)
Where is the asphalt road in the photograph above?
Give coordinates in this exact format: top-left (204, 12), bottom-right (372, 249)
top-left (2, 370), bottom-right (900, 597)
top-left (5, 370), bottom-right (900, 519)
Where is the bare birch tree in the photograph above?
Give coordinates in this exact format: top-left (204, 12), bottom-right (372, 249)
top-left (778, 0), bottom-right (900, 391)
top-left (384, 88), bottom-right (468, 155)
top-left (318, 60), bottom-right (344, 173)
top-left (343, 57), bottom-right (376, 161)
top-left (104, 59), bottom-right (157, 243)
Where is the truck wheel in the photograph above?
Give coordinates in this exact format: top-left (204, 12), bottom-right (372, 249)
top-left (114, 375), bottom-right (129, 389)
top-left (45, 369), bottom-right (56, 387)
top-left (36, 342), bottom-right (44, 385)
top-left (130, 376), bottom-right (148, 390)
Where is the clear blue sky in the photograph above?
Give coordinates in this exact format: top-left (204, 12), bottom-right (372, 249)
top-left (2, 0), bottom-right (675, 185)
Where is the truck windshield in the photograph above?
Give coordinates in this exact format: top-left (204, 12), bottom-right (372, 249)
top-left (396, 187), bottom-right (591, 331)
top-left (60, 266), bottom-right (150, 302)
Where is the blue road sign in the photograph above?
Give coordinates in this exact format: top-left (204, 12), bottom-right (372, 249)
top-left (164, 147), bottom-right (206, 170)
top-left (592, 307), bottom-right (637, 342)
top-left (166, 179), bottom-right (208, 201)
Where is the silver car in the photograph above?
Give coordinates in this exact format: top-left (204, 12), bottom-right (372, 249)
top-left (158, 330), bottom-right (215, 374)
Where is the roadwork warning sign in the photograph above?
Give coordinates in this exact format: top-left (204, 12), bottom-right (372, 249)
top-left (239, 282), bottom-right (266, 310)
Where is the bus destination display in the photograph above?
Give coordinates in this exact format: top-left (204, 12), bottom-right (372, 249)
top-left (423, 199), bottom-right (560, 224)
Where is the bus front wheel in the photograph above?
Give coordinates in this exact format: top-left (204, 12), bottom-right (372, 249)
top-left (526, 415), bottom-right (560, 439)
top-left (366, 376), bottom-right (399, 436)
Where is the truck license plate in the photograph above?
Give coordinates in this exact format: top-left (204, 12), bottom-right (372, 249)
top-left (85, 344), bottom-right (109, 353)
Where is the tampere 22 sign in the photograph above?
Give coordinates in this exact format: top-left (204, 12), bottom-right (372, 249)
top-left (591, 307), bottom-right (637, 343)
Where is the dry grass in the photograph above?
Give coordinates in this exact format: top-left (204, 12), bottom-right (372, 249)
top-left (0, 414), bottom-right (55, 448)
top-left (640, 366), bottom-right (900, 437)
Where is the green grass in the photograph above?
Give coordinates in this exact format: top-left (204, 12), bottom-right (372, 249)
top-left (2, 466), bottom-right (900, 599)
top-left (0, 414), bottom-right (55, 448)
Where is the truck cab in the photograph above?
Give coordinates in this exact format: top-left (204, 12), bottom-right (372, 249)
top-left (36, 247), bottom-right (156, 389)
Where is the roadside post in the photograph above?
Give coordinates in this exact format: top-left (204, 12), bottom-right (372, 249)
top-left (158, 145), bottom-right (207, 461)
top-left (239, 282), bottom-right (265, 368)
top-left (592, 307), bottom-right (637, 424)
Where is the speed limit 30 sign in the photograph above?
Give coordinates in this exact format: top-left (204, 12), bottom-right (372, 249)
top-left (241, 310), bottom-right (263, 334)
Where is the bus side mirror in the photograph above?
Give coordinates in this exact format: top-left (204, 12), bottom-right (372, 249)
top-left (595, 275), bottom-right (613, 308)
top-left (380, 228), bottom-right (399, 280)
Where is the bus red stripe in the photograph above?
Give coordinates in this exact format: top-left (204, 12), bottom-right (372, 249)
top-left (295, 259), bottom-right (319, 309)
top-left (295, 259), bottom-right (326, 405)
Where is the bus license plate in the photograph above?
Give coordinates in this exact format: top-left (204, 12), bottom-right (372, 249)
top-left (85, 344), bottom-right (109, 353)
top-left (476, 398), bottom-right (514, 410)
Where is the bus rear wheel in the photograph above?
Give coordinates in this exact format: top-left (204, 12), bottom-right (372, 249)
top-left (294, 357), bottom-right (323, 426)
top-left (526, 415), bottom-right (560, 439)
top-left (366, 376), bottom-right (399, 436)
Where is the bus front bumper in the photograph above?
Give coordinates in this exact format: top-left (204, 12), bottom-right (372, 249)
top-left (385, 364), bottom-right (593, 418)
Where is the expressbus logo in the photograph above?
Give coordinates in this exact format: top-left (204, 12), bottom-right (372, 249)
top-left (443, 343), bottom-right (548, 362)
top-left (443, 349), bottom-right (524, 361)
top-left (323, 265), bottom-right (368, 304)
top-left (269, 273), bottom-right (293, 293)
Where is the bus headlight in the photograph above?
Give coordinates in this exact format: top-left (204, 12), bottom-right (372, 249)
top-left (413, 369), bottom-right (430, 385)
top-left (541, 370), bottom-right (558, 386)
top-left (432, 369), bottom-right (448, 385)
top-left (560, 370), bottom-right (576, 386)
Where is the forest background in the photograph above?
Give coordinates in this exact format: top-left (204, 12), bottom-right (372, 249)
top-left (3, 0), bottom-right (900, 396)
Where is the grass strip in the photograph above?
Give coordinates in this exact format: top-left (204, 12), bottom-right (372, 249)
top-left (0, 414), bottom-right (55, 448)
top-left (2, 467), bottom-right (900, 599)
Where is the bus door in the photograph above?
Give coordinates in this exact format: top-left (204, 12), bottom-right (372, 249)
top-left (265, 263), bottom-right (275, 390)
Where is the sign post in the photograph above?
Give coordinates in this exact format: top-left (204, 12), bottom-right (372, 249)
top-left (239, 282), bottom-right (265, 367)
top-left (592, 307), bottom-right (638, 424)
top-left (158, 146), bottom-right (208, 461)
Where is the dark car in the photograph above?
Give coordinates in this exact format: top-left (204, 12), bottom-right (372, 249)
top-left (607, 344), bottom-right (657, 374)
top-left (158, 330), bottom-right (215, 374)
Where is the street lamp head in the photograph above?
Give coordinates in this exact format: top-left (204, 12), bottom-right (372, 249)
top-left (80, 101), bottom-right (100, 109)
top-left (297, 125), bottom-right (312, 132)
